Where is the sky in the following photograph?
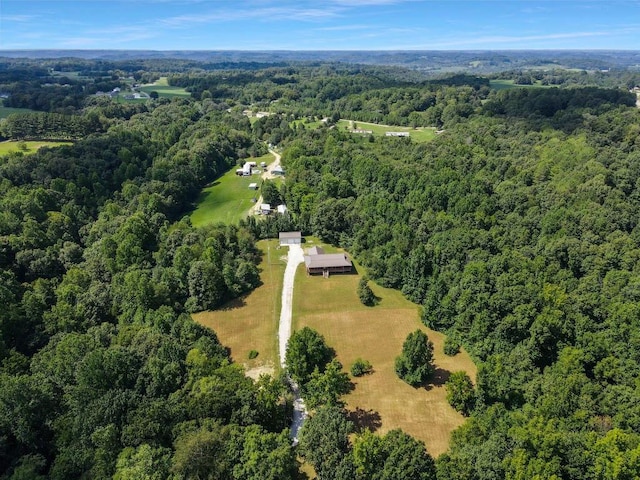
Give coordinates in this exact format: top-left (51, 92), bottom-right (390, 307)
top-left (1, 0), bottom-right (640, 51)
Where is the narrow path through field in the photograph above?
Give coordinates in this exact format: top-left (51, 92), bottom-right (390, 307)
top-left (278, 243), bottom-right (306, 444)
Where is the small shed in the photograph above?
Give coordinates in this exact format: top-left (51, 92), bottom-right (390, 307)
top-left (260, 203), bottom-right (272, 214)
top-left (272, 166), bottom-right (285, 176)
top-left (248, 183), bottom-right (258, 190)
top-left (277, 204), bottom-right (287, 214)
top-left (279, 231), bottom-right (302, 245)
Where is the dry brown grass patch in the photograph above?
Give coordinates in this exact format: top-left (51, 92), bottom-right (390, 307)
top-left (193, 239), bottom-right (285, 374)
top-left (293, 251), bottom-right (477, 457)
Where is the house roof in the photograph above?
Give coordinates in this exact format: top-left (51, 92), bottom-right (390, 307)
top-left (279, 231), bottom-right (301, 239)
top-left (305, 253), bottom-right (352, 269)
top-left (306, 246), bottom-right (325, 255)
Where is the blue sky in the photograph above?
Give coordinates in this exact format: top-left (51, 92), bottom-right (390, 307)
top-left (1, 0), bottom-right (639, 51)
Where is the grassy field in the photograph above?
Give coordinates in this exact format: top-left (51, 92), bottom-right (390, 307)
top-left (189, 153), bottom-right (275, 227)
top-left (194, 233), bottom-right (477, 457)
top-left (293, 237), bottom-right (476, 457)
top-left (138, 77), bottom-right (191, 98)
top-left (337, 119), bottom-right (436, 143)
top-left (291, 118), bottom-right (325, 130)
top-left (0, 140), bottom-right (71, 155)
top-left (0, 104), bottom-right (35, 119)
top-left (490, 79), bottom-right (551, 90)
top-left (193, 239), bottom-right (286, 376)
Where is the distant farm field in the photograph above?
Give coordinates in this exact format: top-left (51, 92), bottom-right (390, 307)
top-left (338, 119), bottom-right (436, 143)
top-left (0, 104), bottom-right (35, 119)
top-left (193, 239), bottom-right (286, 377)
top-left (189, 152), bottom-right (274, 227)
top-left (293, 238), bottom-right (477, 457)
top-left (490, 79), bottom-right (550, 90)
top-left (0, 140), bottom-right (71, 155)
top-left (138, 77), bottom-right (191, 98)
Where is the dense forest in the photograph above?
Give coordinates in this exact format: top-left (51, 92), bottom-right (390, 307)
top-left (1, 56), bottom-right (640, 479)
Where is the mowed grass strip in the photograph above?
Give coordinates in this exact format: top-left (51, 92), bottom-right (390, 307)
top-left (193, 239), bottom-right (286, 375)
top-left (189, 153), bottom-right (274, 227)
top-left (138, 77), bottom-right (191, 98)
top-left (0, 140), bottom-right (72, 155)
top-left (338, 119), bottom-right (436, 143)
top-left (293, 240), bottom-right (476, 457)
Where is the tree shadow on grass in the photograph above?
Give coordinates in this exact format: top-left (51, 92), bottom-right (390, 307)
top-left (347, 407), bottom-right (382, 433)
top-left (194, 180), bottom-right (222, 203)
top-left (423, 367), bottom-right (452, 391)
top-left (217, 296), bottom-right (248, 311)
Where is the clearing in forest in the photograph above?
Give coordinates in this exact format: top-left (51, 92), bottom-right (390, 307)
top-left (292, 238), bottom-right (477, 458)
top-left (195, 234), bottom-right (477, 457)
top-left (337, 119), bottom-right (436, 142)
top-left (138, 77), bottom-right (191, 98)
top-left (193, 239), bottom-right (286, 379)
top-left (189, 152), bottom-right (274, 227)
top-left (0, 140), bottom-right (72, 155)
top-left (0, 104), bottom-right (35, 119)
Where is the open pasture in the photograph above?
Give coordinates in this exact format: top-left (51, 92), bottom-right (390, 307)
top-left (338, 119), bottom-right (436, 142)
top-left (189, 152), bottom-right (275, 226)
top-left (293, 239), bottom-right (476, 457)
top-left (138, 77), bottom-right (191, 98)
top-left (0, 140), bottom-right (71, 155)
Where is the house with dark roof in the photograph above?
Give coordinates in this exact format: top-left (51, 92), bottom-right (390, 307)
top-left (304, 247), bottom-right (353, 275)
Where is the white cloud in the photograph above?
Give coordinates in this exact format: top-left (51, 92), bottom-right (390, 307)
top-left (1, 14), bottom-right (38, 22)
top-left (158, 5), bottom-right (341, 28)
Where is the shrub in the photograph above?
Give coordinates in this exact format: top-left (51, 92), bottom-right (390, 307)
top-left (248, 350), bottom-right (259, 360)
top-left (350, 358), bottom-right (373, 377)
top-left (357, 276), bottom-right (376, 306)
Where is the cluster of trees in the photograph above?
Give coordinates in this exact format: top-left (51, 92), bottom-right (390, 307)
top-left (285, 327), bottom-right (352, 409)
top-left (298, 405), bottom-right (437, 480)
top-left (285, 328), bottom-right (437, 479)
top-left (279, 84), bottom-right (640, 477)
top-left (0, 90), bottom-right (308, 478)
top-left (494, 68), bottom-right (640, 89)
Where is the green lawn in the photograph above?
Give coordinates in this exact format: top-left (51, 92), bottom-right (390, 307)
top-left (189, 153), bottom-right (275, 227)
top-left (291, 118), bottom-right (325, 130)
top-left (338, 119), bottom-right (436, 143)
top-left (490, 79), bottom-right (551, 90)
top-left (0, 140), bottom-right (72, 155)
top-left (138, 77), bottom-right (191, 98)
